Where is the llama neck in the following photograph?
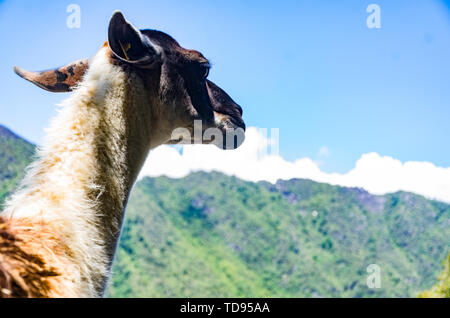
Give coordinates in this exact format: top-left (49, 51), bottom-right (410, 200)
top-left (3, 48), bottom-right (154, 296)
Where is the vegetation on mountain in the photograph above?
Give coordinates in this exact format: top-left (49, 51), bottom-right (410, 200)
top-left (107, 173), bottom-right (449, 297)
top-left (0, 125), bottom-right (35, 204)
top-left (419, 254), bottom-right (450, 298)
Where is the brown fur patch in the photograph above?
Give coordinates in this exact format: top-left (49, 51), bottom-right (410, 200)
top-left (0, 217), bottom-right (74, 298)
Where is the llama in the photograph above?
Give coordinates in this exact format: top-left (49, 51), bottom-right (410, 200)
top-left (0, 11), bottom-right (245, 298)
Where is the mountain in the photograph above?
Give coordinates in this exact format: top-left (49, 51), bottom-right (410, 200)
top-left (106, 172), bottom-right (450, 297)
top-left (0, 125), bottom-right (448, 297)
top-left (0, 125), bottom-right (35, 203)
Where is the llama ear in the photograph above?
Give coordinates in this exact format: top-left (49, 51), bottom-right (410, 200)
top-left (108, 11), bottom-right (160, 65)
top-left (14, 59), bottom-right (89, 93)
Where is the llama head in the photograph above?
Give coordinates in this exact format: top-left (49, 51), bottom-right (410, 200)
top-left (14, 11), bottom-right (245, 150)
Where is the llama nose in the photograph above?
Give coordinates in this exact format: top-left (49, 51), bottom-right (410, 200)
top-left (236, 104), bottom-right (243, 116)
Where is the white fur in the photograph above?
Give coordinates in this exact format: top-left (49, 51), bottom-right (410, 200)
top-left (1, 47), bottom-right (152, 297)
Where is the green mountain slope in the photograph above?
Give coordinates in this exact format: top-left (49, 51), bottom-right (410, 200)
top-left (106, 173), bottom-right (449, 297)
top-left (0, 125), bottom-right (35, 204)
top-left (419, 254), bottom-right (450, 298)
top-left (0, 125), bottom-right (448, 297)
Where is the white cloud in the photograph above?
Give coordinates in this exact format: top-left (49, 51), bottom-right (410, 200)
top-left (139, 127), bottom-right (450, 203)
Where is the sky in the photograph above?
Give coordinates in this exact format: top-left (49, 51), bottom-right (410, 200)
top-left (0, 0), bottom-right (449, 200)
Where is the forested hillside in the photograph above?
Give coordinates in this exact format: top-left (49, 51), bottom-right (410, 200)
top-left (106, 172), bottom-right (449, 297)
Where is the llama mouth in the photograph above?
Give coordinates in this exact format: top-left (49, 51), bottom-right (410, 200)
top-left (211, 113), bottom-right (246, 150)
top-left (213, 111), bottom-right (245, 132)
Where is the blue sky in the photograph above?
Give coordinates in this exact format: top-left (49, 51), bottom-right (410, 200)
top-left (0, 0), bottom-right (449, 173)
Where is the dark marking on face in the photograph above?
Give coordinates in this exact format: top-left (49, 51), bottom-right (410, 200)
top-left (46, 82), bottom-right (70, 91)
top-left (55, 70), bottom-right (68, 83)
top-left (67, 65), bottom-right (75, 76)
